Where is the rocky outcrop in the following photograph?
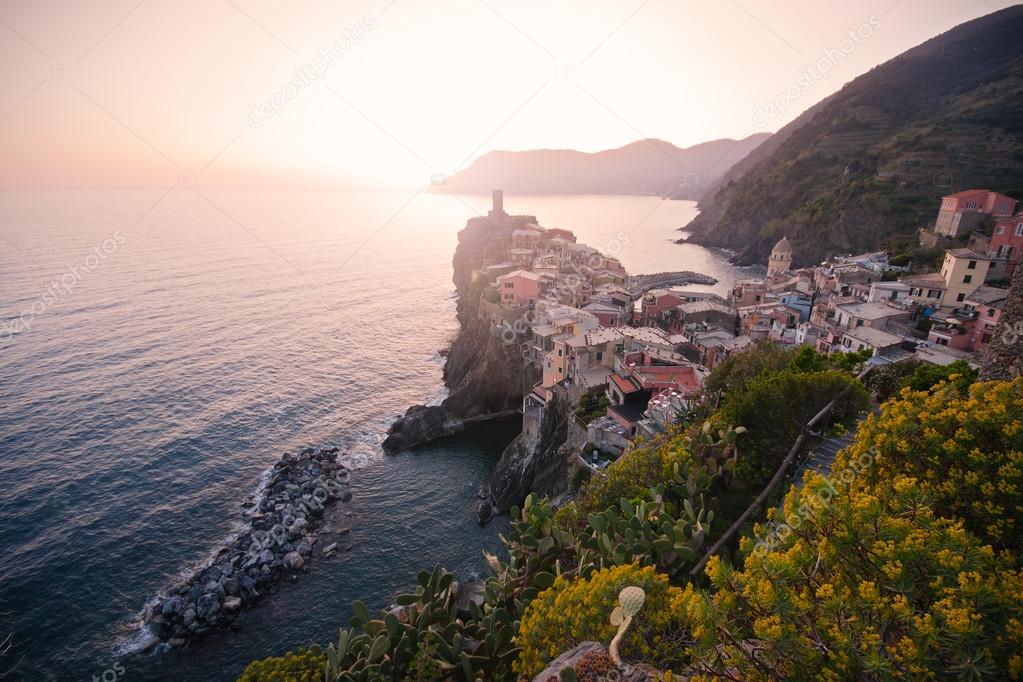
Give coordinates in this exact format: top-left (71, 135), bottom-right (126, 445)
top-left (487, 393), bottom-right (575, 514)
top-left (382, 213), bottom-right (540, 454)
top-left (137, 447), bottom-right (351, 648)
top-left (980, 260), bottom-right (1023, 381)
top-left (532, 642), bottom-right (656, 682)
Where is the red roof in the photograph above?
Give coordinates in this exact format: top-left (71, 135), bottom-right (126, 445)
top-left (610, 373), bottom-right (640, 394)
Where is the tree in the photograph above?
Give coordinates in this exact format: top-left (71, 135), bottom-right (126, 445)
top-left (715, 369), bottom-right (869, 491)
top-left (899, 359), bottom-right (977, 394)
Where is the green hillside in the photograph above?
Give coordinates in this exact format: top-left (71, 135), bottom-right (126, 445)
top-left (686, 5), bottom-right (1023, 266)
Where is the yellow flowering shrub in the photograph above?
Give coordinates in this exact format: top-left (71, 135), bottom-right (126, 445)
top-left (834, 377), bottom-right (1023, 549)
top-left (513, 564), bottom-right (691, 678)
top-left (237, 646), bottom-right (324, 682)
top-left (554, 429), bottom-right (689, 529)
top-left (680, 473), bottom-right (1023, 680)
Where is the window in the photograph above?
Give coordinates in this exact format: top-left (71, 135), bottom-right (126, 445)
top-left (557, 349), bottom-right (562, 357)
top-left (1017, 223), bottom-right (1023, 237)
top-left (967, 261), bottom-right (977, 269)
top-left (504, 282), bottom-right (514, 289)
top-left (997, 225), bottom-right (1005, 235)
top-left (855, 319), bottom-right (864, 327)
top-left (956, 293), bottom-right (966, 302)
top-left (988, 308), bottom-right (996, 317)
top-left (557, 367), bottom-right (562, 374)
top-left (964, 275), bottom-right (972, 284)
top-left (929, 290), bottom-right (941, 299)
top-left (595, 351), bottom-right (603, 362)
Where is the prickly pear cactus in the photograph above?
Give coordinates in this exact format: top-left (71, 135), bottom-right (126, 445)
top-left (618, 585), bottom-right (645, 618)
top-left (608, 585), bottom-right (646, 666)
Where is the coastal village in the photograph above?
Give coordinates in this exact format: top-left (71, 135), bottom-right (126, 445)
top-left (473, 189), bottom-right (1021, 471)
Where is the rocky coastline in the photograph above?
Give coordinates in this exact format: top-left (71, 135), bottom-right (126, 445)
top-left (137, 447), bottom-right (352, 649)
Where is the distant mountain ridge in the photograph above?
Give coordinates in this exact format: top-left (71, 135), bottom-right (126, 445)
top-left (685, 5), bottom-right (1023, 266)
top-left (434, 134), bottom-right (771, 200)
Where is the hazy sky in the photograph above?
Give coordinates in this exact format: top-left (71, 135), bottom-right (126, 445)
top-left (0, 0), bottom-right (1014, 189)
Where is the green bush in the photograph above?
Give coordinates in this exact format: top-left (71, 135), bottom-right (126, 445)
top-left (899, 359), bottom-right (977, 394)
top-left (715, 369), bottom-right (869, 491)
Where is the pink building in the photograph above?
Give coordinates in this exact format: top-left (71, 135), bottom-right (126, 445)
top-left (967, 287), bottom-right (1009, 352)
top-left (990, 211), bottom-right (1023, 275)
top-left (933, 189), bottom-right (1017, 238)
top-left (729, 279), bottom-right (767, 307)
top-left (497, 270), bottom-right (542, 307)
top-left (639, 290), bottom-right (684, 327)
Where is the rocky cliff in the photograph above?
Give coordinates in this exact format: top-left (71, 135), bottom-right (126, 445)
top-left (486, 394), bottom-right (579, 516)
top-left (381, 214), bottom-right (539, 454)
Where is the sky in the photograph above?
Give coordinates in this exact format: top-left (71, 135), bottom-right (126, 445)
top-left (0, 0), bottom-right (1015, 190)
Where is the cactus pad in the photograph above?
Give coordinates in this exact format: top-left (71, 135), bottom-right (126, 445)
top-left (618, 585), bottom-right (645, 618)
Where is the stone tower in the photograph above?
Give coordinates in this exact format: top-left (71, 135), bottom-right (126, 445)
top-left (489, 189), bottom-right (506, 217)
top-left (767, 236), bottom-right (793, 280)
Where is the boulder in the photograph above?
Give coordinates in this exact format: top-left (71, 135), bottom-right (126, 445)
top-left (196, 593), bottom-right (220, 622)
top-left (531, 642), bottom-right (605, 682)
top-left (284, 552), bottom-right (305, 570)
top-left (223, 596), bottom-right (242, 612)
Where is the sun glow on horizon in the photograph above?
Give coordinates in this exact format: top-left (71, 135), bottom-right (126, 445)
top-left (0, 0), bottom-right (1013, 190)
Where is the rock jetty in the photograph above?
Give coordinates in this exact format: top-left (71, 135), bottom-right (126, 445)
top-left (138, 447), bottom-right (351, 648)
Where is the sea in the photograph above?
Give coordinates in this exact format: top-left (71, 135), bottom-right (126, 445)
top-left (0, 190), bottom-right (746, 681)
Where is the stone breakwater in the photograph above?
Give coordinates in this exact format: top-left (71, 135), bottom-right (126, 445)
top-left (138, 447), bottom-right (352, 648)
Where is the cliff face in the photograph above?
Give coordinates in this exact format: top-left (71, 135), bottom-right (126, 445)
top-left (489, 395), bottom-right (571, 513)
top-left (381, 215), bottom-right (538, 454)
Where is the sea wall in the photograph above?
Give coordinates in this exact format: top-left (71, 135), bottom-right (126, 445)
top-left (137, 447), bottom-right (351, 648)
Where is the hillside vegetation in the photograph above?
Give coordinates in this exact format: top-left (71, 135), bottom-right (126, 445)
top-left (686, 6), bottom-right (1023, 266)
top-left (238, 343), bottom-right (1023, 680)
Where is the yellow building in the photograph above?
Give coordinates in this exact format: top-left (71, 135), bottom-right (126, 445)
top-left (939, 249), bottom-right (990, 307)
top-left (904, 248), bottom-right (990, 309)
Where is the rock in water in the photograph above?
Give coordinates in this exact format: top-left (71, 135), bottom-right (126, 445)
top-left (284, 552), bottom-right (304, 571)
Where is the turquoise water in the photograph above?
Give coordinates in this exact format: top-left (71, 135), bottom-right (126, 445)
top-left (0, 190), bottom-right (740, 681)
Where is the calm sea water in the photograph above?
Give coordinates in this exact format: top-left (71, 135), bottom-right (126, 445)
top-left (0, 190), bottom-right (743, 681)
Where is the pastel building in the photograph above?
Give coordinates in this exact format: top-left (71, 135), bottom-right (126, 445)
top-left (903, 249), bottom-right (991, 309)
top-left (990, 210), bottom-right (1023, 275)
top-left (967, 286), bottom-right (1009, 352)
top-left (497, 270), bottom-right (542, 307)
top-left (932, 189), bottom-right (1017, 238)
